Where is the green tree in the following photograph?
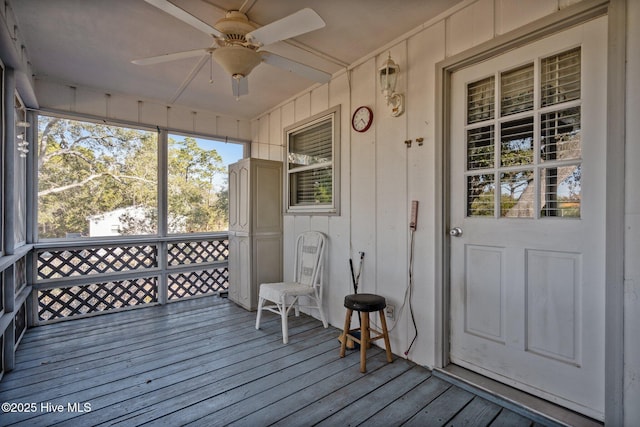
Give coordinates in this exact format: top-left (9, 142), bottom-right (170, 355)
top-left (167, 137), bottom-right (227, 233)
top-left (37, 117), bottom-right (229, 238)
top-left (38, 117), bottom-right (157, 237)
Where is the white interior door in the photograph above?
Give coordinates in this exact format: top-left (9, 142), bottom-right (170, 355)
top-left (449, 17), bottom-right (607, 420)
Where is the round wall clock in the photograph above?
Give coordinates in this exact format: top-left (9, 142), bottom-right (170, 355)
top-left (352, 106), bottom-right (373, 132)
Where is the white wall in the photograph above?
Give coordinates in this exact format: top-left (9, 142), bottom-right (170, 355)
top-left (250, 1), bottom-right (640, 423)
top-left (251, 0), bottom-right (581, 368)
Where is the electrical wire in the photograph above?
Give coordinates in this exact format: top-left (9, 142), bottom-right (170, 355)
top-left (404, 228), bottom-right (418, 356)
top-left (370, 228), bottom-right (412, 334)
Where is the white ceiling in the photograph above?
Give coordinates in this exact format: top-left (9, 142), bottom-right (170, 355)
top-left (11, 0), bottom-right (461, 119)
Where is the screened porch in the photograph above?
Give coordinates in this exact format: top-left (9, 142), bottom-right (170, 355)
top-left (1, 0), bottom-right (638, 425)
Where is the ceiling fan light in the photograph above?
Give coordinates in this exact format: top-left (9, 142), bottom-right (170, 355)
top-left (212, 46), bottom-right (262, 79)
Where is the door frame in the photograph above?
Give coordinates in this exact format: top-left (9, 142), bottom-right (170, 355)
top-left (433, 0), bottom-right (625, 424)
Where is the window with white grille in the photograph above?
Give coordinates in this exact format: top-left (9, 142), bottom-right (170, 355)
top-left (465, 47), bottom-right (581, 218)
top-left (285, 106), bottom-right (340, 214)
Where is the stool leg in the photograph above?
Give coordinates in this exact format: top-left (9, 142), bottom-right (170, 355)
top-left (281, 296), bottom-right (289, 344)
top-left (360, 312), bottom-right (370, 373)
top-left (340, 308), bottom-right (353, 358)
top-left (378, 309), bottom-right (393, 363)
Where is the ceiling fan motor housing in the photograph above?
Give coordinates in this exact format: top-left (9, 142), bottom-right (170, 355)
top-left (211, 11), bottom-right (262, 78)
top-left (215, 11), bottom-right (256, 44)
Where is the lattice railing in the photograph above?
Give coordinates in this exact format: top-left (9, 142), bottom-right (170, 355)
top-left (15, 257), bottom-right (27, 293)
top-left (33, 234), bottom-right (229, 324)
top-left (38, 278), bottom-right (158, 321)
top-left (168, 239), bottom-right (229, 265)
top-left (168, 267), bottom-right (229, 300)
top-left (37, 244), bottom-right (157, 279)
top-left (15, 302), bottom-right (27, 343)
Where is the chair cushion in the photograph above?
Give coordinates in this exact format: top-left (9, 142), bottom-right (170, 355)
top-left (259, 282), bottom-right (316, 302)
top-left (344, 293), bottom-right (386, 312)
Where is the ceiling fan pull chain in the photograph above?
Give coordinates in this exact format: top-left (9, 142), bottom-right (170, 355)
top-left (209, 52), bottom-right (214, 84)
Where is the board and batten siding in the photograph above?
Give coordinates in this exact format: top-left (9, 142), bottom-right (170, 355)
top-left (250, 0), bottom-right (640, 425)
top-left (250, 0), bottom-right (582, 369)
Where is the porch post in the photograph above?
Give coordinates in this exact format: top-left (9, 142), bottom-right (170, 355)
top-left (157, 128), bottom-right (168, 304)
top-left (4, 68), bottom-right (16, 255)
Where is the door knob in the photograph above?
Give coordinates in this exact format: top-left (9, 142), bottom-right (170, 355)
top-left (449, 227), bottom-right (463, 237)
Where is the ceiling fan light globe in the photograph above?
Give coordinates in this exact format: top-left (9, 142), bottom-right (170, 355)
top-left (212, 46), bottom-right (262, 78)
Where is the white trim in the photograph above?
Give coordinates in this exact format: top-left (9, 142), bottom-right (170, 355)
top-left (35, 107), bottom-right (252, 145)
top-left (604, 0), bottom-right (626, 425)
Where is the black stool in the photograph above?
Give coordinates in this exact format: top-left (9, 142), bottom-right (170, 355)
top-left (339, 293), bottom-right (393, 372)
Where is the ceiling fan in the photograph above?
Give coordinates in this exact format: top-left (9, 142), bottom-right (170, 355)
top-left (134, 0), bottom-right (332, 98)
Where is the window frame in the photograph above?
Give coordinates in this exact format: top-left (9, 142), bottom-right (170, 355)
top-left (284, 105), bottom-right (340, 215)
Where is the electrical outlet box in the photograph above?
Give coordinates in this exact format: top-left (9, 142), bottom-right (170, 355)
top-left (385, 304), bottom-right (395, 320)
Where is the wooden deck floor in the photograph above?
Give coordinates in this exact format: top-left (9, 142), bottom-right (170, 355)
top-left (1, 296), bottom-right (551, 426)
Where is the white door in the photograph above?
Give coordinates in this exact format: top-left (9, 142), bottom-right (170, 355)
top-left (449, 18), bottom-right (607, 420)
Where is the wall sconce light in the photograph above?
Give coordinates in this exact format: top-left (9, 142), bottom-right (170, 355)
top-left (379, 53), bottom-right (404, 117)
top-left (16, 120), bottom-right (30, 158)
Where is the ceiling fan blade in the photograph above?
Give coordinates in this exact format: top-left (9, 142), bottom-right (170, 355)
top-left (246, 8), bottom-right (325, 46)
top-left (232, 76), bottom-right (249, 98)
top-left (132, 48), bottom-right (210, 65)
top-left (260, 52), bottom-right (331, 83)
top-left (144, 0), bottom-right (223, 37)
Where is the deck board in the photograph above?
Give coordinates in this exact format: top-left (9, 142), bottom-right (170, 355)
top-left (360, 375), bottom-right (452, 426)
top-left (313, 365), bottom-right (431, 427)
top-left (490, 409), bottom-right (535, 427)
top-left (445, 396), bottom-right (502, 426)
top-left (0, 296), bottom-right (553, 426)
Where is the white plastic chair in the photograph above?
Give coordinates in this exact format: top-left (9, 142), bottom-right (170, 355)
top-left (255, 231), bottom-right (328, 343)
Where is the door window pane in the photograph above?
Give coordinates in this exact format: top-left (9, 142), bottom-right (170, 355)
top-left (541, 47), bottom-right (581, 107)
top-left (540, 165), bottom-right (581, 218)
top-left (467, 174), bottom-right (495, 217)
top-left (501, 170), bottom-right (534, 217)
top-left (501, 118), bottom-right (534, 167)
top-left (501, 63), bottom-right (534, 116)
top-left (467, 77), bottom-right (495, 124)
top-left (541, 107), bottom-right (581, 161)
top-left (467, 126), bottom-right (494, 170)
